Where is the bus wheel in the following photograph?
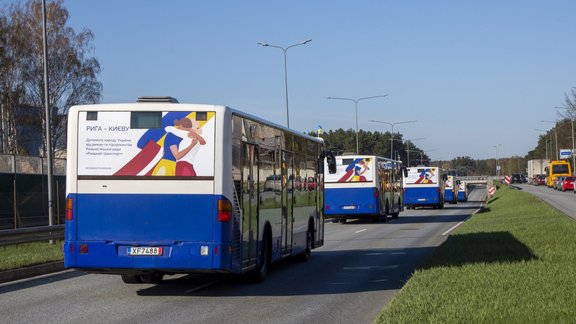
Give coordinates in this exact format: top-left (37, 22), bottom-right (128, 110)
top-left (249, 231), bottom-right (271, 283)
top-left (140, 273), bottom-right (164, 284)
top-left (121, 274), bottom-right (142, 284)
top-left (339, 219), bottom-right (347, 224)
top-left (297, 226), bottom-right (313, 262)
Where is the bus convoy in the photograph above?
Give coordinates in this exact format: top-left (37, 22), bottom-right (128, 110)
top-left (63, 97), bottom-right (479, 284)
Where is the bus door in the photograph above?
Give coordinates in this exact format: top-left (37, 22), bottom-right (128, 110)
top-left (241, 143), bottom-right (259, 268)
top-left (282, 150), bottom-right (294, 256)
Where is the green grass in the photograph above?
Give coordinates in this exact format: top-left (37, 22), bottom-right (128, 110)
top-left (376, 184), bottom-right (576, 323)
top-left (0, 241), bottom-right (63, 271)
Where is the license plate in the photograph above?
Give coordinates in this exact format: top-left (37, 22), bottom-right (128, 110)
top-left (128, 247), bottom-right (163, 256)
top-left (342, 205), bottom-right (357, 210)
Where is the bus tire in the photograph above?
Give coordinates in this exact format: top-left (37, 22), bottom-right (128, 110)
top-left (121, 274), bottom-right (142, 284)
top-left (249, 228), bottom-right (271, 283)
top-left (297, 223), bottom-right (313, 262)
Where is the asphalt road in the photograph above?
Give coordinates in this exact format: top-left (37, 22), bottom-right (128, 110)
top-left (0, 187), bottom-right (486, 324)
top-left (512, 183), bottom-right (576, 220)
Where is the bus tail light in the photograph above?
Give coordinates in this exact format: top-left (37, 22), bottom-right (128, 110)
top-left (374, 188), bottom-right (380, 198)
top-left (66, 198), bottom-right (74, 221)
top-left (218, 198), bottom-right (233, 222)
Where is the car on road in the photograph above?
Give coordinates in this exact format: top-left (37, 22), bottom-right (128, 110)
top-left (560, 176), bottom-right (575, 192)
top-left (511, 173), bottom-right (523, 184)
top-left (531, 175), bottom-right (546, 186)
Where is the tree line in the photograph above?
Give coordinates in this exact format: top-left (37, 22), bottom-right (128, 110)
top-left (0, 0), bottom-right (101, 156)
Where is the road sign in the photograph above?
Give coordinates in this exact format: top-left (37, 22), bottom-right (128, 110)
top-left (504, 176), bottom-right (510, 185)
top-left (560, 149), bottom-right (572, 159)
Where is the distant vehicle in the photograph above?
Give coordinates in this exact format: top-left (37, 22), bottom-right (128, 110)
top-left (560, 176), bottom-right (575, 192)
top-left (444, 175), bottom-right (458, 204)
top-left (511, 173), bottom-right (523, 184)
top-left (324, 155), bottom-right (404, 223)
top-left (527, 159), bottom-right (550, 183)
top-left (64, 97), bottom-right (331, 284)
top-left (545, 160), bottom-right (572, 188)
top-left (457, 181), bottom-right (468, 202)
top-left (403, 166), bottom-right (447, 209)
top-left (532, 175), bottom-right (546, 186)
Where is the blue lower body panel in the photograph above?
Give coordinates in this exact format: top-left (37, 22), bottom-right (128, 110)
top-left (445, 190), bottom-right (457, 204)
top-left (458, 191), bottom-right (468, 202)
top-left (404, 187), bottom-right (443, 207)
top-left (64, 193), bottom-right (240, 274)
top-left (324, 187), bottom-right (380, 219)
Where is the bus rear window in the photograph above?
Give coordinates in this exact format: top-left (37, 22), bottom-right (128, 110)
top-left (131, 112), bottom-right (162, 129)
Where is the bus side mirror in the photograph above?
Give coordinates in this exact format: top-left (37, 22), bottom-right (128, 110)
top-left (402, 167), bottom-right (408, 178)
top-left (442, 174), bottom-right (448, 181)
top-left (326, 151), bottom-right (336, 174)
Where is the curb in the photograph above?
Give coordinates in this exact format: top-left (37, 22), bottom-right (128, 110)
top-left (0, 261), bottom-right (65, 284)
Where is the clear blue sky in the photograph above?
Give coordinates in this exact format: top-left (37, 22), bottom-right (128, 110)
top-left (60, 1), bottom-right (576, 160)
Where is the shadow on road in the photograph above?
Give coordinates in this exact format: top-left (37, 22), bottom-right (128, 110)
top-left (136, 246), bottom-right (437, 297)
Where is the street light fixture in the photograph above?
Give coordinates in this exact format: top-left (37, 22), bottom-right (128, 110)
top-left (258, 39), bottom-right (312, 128)
top-left (326, 95), bottom-right (389, 154)
top-left (541, 120), bottom-right (559, 159)
top-left (369, 119), bottom-right (417, 159)
top-left (554, 106), bottom-right (575, 174)
top-left (534, 129), bottom-right (550, 160)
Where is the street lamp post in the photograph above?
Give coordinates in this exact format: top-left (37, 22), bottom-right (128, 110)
top-left (405, 137), bottom-right (425, 167)
top-left (555, 106), bottom-right (575, 175)
top-left (493, 144), bottom-right (502, 177)
top-left (326, 95), bottom-right (388, 154)
top-left (534, 129), bottom-right (550, 160)
top-left (258, 39), bottom-right (311, 128)
top-left (541, 120), bottom-right (559, 160)
top-left (369, 120), bottom-right (416, 159)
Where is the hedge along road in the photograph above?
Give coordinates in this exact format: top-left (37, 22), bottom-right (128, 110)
top-left (0, 187), bottom-right (486, 324)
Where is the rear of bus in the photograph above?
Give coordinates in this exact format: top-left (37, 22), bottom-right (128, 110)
top-left (545, 160), bottom-right (572, 188)
top-left (324, 156), bottom-right (381, 222)
top-left (64, 99), bottom-right (238, 280)
top-left (403, 167), bottom-right (445, 209)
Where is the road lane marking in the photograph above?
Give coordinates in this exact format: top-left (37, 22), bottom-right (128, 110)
top-left (442, 222), bottom-right (464, 236)
top-left (355, 229), bottom-right (367, 233)
top-left (442, 207), bottom-right (482, 236)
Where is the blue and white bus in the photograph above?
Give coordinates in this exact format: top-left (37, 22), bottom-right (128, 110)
top-left (324, 155), bottom-right (403, 223)
top-left (444, 175), bottom-right (458, 204)
top-left (403, 166), bottom-right (446, 209)
top-left (64, 97), bottom-right (332, 283)
top-left (458, 181), bottom-right (468, 202)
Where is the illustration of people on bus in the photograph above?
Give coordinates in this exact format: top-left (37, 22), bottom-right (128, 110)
top-left (151, 117), bottom-right (206, 176)
top-left (338, 158), bottom-right (370, 182)
top-left (415, 168), bottom-right (435, 184)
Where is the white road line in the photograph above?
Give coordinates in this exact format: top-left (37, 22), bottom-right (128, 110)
top-left (442, 222), bottom-right (464, 236)
top-left (442, 207), bottom-right (482, 236)
top-left (355, 229), bottom-right (367, 233)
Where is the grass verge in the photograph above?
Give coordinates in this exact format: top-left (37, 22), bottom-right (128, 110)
top-left (0, 241), bottom-right (63, 271)
top-left (375, 184), bottom-right (576, 323)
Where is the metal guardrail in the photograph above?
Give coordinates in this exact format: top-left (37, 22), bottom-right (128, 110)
top-left (0, 225), bottom-right (64, 246)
